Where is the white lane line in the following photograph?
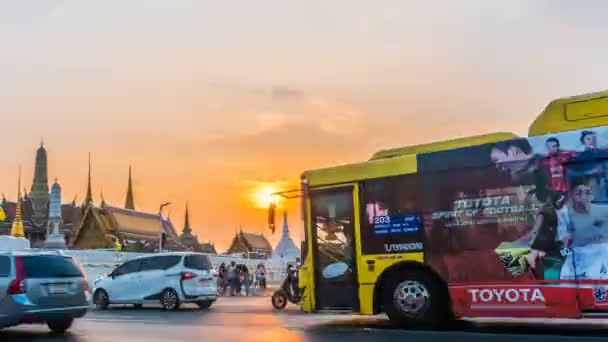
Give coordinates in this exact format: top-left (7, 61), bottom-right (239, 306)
top-left (81, 318), bottom-right (153, 324)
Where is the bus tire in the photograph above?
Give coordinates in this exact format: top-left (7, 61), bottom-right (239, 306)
top-left (382, 269), bottom-right (448, 329)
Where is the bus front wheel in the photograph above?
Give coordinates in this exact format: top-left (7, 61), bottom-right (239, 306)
top-left (382, 270), bottom-right (448, 329)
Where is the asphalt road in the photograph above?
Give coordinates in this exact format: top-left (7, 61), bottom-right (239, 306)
top-left (3, 296), bottom-right (608, 342)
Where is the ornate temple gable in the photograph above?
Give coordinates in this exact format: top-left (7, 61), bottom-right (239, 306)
top-left (71, 205), bottom-right (114, 249)
top-left (227, 230), bottom-right (272, 258)
top-left (227, 234), bottom-right (249, 255)
top-left (199, 242), bottom-right (217, 254)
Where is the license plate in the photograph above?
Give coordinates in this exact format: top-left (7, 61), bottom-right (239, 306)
top-left (48, 284), bottom-right (68, 295)
top-left (199, 279), bottom-right (211, 286)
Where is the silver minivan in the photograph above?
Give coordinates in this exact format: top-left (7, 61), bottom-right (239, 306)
top-left (0, 251), bottom-right (90, 333)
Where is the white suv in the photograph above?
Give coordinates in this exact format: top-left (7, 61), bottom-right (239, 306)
top-left (92, 252), bottom-right (217, 311)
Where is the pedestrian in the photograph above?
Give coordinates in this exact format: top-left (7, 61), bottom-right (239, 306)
top-left (236, 265), bottom-right (243, 296)
top-left (258, 264), bottom-right (266, 289)
top-left (218, 263), bottom-right (227, 295)
top-left (243, 265), bottom-right (250, 296)
top-left (227, 261), bottom-right (237, 296)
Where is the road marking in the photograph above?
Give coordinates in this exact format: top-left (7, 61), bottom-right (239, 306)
top-left (81, 318), bottom-right (153, 324)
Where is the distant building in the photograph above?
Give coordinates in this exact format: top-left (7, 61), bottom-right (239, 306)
top-left (227, 229), bottom-right (272, 259)
top-left (272, 212), bottom-right (300, 263)
top-left (69, 159), bottom-right (183, 251)
top-left (0, 143), bottom-right (82, 246)
top-left (0, 143), bottom-right (195, 252)
top-left (199, 242), bottom-right (217, 254)
top-left (179, 203), bottom-right (200, 250)
top-left (29, 141), bottom-right (50, 242)
top-left (44, 178), bottom-right (66, 249)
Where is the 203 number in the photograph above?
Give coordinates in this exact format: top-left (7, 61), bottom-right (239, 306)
top-left (374, 216), bottom-right (391, 224)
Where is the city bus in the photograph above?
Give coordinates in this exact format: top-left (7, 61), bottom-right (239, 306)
top-left (269, 89), bottom-right (608, 328)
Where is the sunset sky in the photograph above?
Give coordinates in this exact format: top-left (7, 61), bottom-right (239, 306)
top-left (1, 1), bottom-right (608, 251)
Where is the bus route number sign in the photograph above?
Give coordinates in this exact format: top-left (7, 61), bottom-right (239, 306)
top-left (374, 214), bottom-right (420, 235)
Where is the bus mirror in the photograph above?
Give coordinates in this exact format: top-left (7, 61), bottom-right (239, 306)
top-left (268, 202), bottom-right (276, 233)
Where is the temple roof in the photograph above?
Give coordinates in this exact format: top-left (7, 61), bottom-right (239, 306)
top-left (103, 206), bottom-right (164, 237)
top-left (72, 204), bottom-right (180, 244)
top-left (238, 232), bottom-right (272, 251)
top-left (199, 242), bottom-right (217, 254)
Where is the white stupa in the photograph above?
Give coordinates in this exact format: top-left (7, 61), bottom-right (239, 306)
top-left (272, 211), bottom-right (300, 263)
top-left (43, 178), bottom-right (66, 249)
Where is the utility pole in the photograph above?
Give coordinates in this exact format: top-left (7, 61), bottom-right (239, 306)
top-left (158, 202), bottom-right (171, 252)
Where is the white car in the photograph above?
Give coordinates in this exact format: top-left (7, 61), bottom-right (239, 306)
top-left (92, 252), bottom-right (217, 311)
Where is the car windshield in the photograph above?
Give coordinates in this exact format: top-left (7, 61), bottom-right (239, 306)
top-left (184, 254), bottom-right (213, 270)
top-left (22, 255), bottom-right (83, 278)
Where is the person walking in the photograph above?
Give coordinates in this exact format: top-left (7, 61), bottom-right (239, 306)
top-left (235, 264), bottom-right (243, 296)
top-left (218, 263), bottom-right (227, 296)
top-left (243, 265), bottom-right (251, 296)
top-left (257, 264), bottom-right (266, 289)
top-left (227, 261), bottom-right (237, 296)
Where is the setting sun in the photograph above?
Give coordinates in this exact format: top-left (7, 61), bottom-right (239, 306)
top-left (250, 182), bottom-right (285, 209)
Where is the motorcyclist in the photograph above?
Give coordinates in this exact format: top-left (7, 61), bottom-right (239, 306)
top-left (285, 263), bottom-right (299, 298)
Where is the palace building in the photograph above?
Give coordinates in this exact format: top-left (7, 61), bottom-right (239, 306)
top-left (0, 143), bottom-right (214, 252)
top-left (69, 157), bottom-right (183, 251)
top-left (226, 229), bottom-right (273, 259)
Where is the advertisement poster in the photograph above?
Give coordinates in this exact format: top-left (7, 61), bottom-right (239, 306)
top-left (360, 175), bottom-right (425, 255)
top-left (418, 127), bottom-right (608, 285)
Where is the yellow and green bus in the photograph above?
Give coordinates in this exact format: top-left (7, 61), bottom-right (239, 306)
top-left (272, 89), bottom-right (608, 328)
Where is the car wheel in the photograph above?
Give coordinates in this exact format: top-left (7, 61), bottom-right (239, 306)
top-left (196, 301), bottom-right (213, 309)
top-left (160, 289), bottom-right (180, 311)
top-left (94, 289), bottom-right (110, 310)
top-left (382, 269), bottom-right (450, 329)
top-left (271, 290), bottom-right (288, 310)
top-left (47, 319), bottom-right (74, 334)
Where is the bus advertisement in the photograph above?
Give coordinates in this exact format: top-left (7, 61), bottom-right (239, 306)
top-left (270, 90), bottom-right (608, 328)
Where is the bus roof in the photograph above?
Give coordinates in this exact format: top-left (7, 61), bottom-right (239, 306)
top-left (303, 154), bottom-right (418, 187)
top-left (304, 89), bottom-right (608, 187)
top-left (303, 133), bottom-right (515, 186)
top-left (370, 132), bottom-right (517, 160)
top-left (529, 89), bottom-right (608, 136)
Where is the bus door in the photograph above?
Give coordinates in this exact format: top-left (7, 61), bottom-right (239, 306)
top-left (310, 186), bottom-right (359, 311)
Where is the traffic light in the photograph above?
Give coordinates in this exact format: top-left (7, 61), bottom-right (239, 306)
top-left (268, 202), bottom-right (276, 234)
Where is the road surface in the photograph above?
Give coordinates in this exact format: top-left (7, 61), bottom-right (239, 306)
top-left (2, 295), bottom-right (608, 341)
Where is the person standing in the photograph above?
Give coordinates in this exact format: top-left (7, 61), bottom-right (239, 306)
top-left (243, 265), bottom-right (251, 296)
top-left (540, 137), bottom-right (577, 198)
top-left (227, 261), bottom-right (237, 296)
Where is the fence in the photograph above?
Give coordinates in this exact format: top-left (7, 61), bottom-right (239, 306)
top-left (61, 250), bottom-right (288, 283)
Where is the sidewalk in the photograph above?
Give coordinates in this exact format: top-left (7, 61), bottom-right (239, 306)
top-left (219, 284), bottom-right (279, 298)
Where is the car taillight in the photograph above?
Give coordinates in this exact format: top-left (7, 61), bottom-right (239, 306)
top-left (181, 271), bottom-right (197, 280)
top-left (7, 257), bottom-right (25, 295)
top-left (74, 259), bottom-right (90, 291)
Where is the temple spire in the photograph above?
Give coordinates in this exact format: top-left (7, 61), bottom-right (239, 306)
top-left (183, 202), bottom-right (191, 235)
top-left (17, 166), bottom-right (21, 201)
top-left (125, 165), bottom-right (135, 210)
top-left (282, 210), bottom-right (290, 238)
top-left (84, 153), bottom-right (93, 205)
top-left (100, 189), bottom-right (107, 207)
top-left (11, 166), bottom-right (25, 237)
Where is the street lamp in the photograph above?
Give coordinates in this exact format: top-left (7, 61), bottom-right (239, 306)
top-left (158, 202), bottom-right (171, 252)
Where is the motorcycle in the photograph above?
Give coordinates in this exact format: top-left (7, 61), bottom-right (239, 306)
top-left (272, 265), bottom-right (301, 310)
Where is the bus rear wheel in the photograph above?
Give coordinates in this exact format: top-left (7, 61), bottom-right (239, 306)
top-left (382, 270), bottom-right (449, 329)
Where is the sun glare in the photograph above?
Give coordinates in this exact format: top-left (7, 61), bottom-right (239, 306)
top-left (252, 184), bottom-right (281, 209)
